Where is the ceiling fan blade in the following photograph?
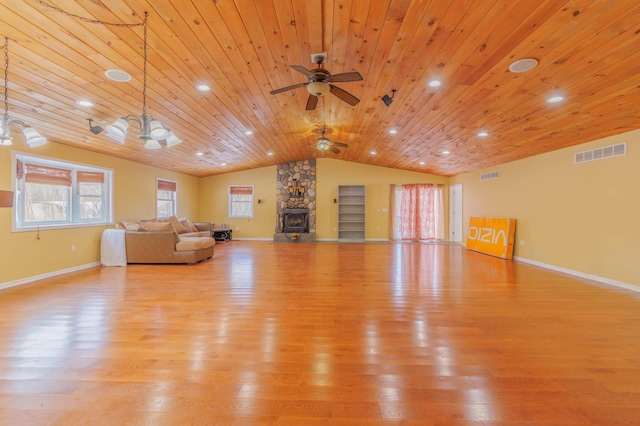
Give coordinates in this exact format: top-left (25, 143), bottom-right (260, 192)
top-left (329, 146), bottom-right (341, 154)
top-left (333, 142), bottom-right (348, 148)
top-left (270, 82), bottom-right (308, 95)
top-left (330, 71), bottom-right (363, 83)
top-left (291, 65), bottom-right (316, 79)
top-left (306, 94), bottom-right (319, 110)
top-left (329, 85), bottom-right (360, 106)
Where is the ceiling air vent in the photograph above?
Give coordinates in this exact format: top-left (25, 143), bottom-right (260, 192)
top-left (575, 142), bottom-right (626, 164)
top-left (480, 171), bottom-right (499, 181)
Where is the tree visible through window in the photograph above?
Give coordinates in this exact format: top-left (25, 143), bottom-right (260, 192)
top-left (157, 179), bottom-right (177, 218)
top-left (14, 154), bottom-right (112, 229)
top-left (229, 185), bottom-right (254, 218)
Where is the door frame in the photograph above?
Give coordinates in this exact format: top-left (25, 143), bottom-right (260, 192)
top-left (449, 184), bottom-right (462, 243)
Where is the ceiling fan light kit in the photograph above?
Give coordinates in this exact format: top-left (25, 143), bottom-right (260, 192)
top-left (270, 52), bottom-right (363, 111)
top-left (314, 128), bottom-right (348, 154)
top-left (307, 81), bottom-right (330, 97)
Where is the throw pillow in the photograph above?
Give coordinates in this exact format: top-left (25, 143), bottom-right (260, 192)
top-left (140, 221), bottom-right (173, 232)
top-left (122, 221), bottom-right (142, 231)
top-left (181, 218), bottom-right (198, 233)
top-left (167, 215), bottom-right (187, 234)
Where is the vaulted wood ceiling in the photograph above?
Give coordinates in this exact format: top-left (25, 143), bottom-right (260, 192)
top-left (2, 1), bottom-right (639, 177)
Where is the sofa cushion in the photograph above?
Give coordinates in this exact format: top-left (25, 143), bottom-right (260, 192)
top-left (122, 220), bottom-right (142, 231)
top-left (166, 215), bottom-right (187, 234)
top-left (181, 231), bottom-right (210, 238)
top-left (180, 218), bottom-right (199, 233)
top-left (175, 237), bottom-right (215, 252)
top-left (140, 221), bottom-right (173, 232)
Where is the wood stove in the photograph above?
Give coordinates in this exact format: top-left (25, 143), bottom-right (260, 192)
top-left (282, 208), bottom-right (309, 233)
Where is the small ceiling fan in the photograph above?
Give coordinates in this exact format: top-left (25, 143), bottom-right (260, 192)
top-left (314, 128), bottom-right (348, 154)
top-left (270, 53), bottom-right (363, 110)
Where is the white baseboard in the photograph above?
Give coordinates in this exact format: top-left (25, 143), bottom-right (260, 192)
top-left (514, 256), bottom-right (639, 293)
top-left (0, 262), bottom-right (102, 291)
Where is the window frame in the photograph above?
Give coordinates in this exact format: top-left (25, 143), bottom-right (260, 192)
top-left (156, 178), bottom-right (177, 219)
top-left (12, 152), bottom-right (113, 231)
top-left (228, 185), bottom-right (254, 218)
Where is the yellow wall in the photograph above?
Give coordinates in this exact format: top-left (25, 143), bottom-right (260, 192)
top-left (0, 141), bottom-right (199, 284)
top-left (197, 159), bottom-right (448, 241)
top-left (199, 166), bottom-right (277, 239)
top-left (316, 159), bottom-right (449, 240)
top-left (450, 129), bottom-right (640, 287)
top-left (4, 129), bottom-right (638, 288)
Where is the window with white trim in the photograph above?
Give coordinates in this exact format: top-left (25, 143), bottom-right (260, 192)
top-left (228, 185), bottom-right (254, 218)
top-left (156, 178), bottom-right (177, 218)
top-left (14, 153), bottom-right (113, 230)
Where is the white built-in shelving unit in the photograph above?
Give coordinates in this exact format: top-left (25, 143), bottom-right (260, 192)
top-left (338, 185), bottom-right (365, 242)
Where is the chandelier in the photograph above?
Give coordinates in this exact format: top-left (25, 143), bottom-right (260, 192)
top-left (105, 12), bottom-right (180, 149)
top-left (0, 37), bottom-right (47, 147)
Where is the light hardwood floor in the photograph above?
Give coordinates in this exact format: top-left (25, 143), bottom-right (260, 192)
top-left (1, 241), bottom-right (639, 425)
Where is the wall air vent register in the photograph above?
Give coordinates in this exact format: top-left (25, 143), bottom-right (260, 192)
top-left (480, 171), bottom-right (500, 181)
top-left (575, 142), bottom-right (626, 164)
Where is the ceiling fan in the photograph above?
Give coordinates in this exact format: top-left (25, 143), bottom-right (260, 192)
top-left (270, 53), bottom-right (363, 110)
top-left (314, 128), bottom-right (348, 154)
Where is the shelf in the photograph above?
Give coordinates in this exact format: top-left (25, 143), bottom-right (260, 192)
top-left (338, 185), bottom-right (365, 242)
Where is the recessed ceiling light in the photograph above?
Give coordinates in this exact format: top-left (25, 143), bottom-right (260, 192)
top-left (76, 100), bottom-right (94, 107)
top-left (477, 131), bottom-right (489, 137)
top-left (442, 150), bottom-right (450, 155)
top-left (104, 69), bottom-right (131, 82)
top-left (428, 79), bottom-right (442, 88)
top-left (389, 129), bottom-right (398, 135)
top-left (245, 130), bottom-right (253, 135)
top-left (267, 151), bottom-right (273, 156)
top-left (546, 95), bottom-right (566, 104)
top-left (196, 152), bottom-right (204, 156)
top-left (370, 150), bottom-right (377, 156)
top-left (419, 161), bottom-right (426, 166)
top-left (221, 163), bottom-right (227, 166)
top-left (196, 83), bottom-right (211, 92)
top-left (509, 58), bottom-right (538, 73)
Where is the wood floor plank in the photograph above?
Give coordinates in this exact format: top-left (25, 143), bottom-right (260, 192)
top-left (0, 241), bottom-right (639, 424)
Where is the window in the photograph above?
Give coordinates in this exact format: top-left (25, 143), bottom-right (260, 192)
top-left (157, 178), bottom-right (177, 218)
top-left (14, 153), bottom-right (113, 230)
top-left (229, 185), bottom-right (253, 218)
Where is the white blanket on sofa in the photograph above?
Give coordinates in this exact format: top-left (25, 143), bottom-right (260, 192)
top-left (101, 229), bottom-right (127, 266)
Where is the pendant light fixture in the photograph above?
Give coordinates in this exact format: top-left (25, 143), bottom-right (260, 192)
top-left (105, 12), bottom-right (180, 149)
top-left (0, 37), bottom-right (47, 147)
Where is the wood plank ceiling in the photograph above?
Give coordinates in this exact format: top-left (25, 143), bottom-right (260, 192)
top-left (1, 0), bottom-right (639, 177)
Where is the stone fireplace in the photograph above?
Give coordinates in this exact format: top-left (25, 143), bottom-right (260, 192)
top-left (274, 159), bottom-right (316, 242)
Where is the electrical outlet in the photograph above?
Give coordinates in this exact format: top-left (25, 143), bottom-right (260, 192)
top-left (520, 240), bottom-right (525, 246)
top-left (71, 245), bottom-right (76, 252)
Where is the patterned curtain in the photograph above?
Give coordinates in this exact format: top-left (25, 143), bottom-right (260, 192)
top-left (400, 184), bottom-right (444, 240)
